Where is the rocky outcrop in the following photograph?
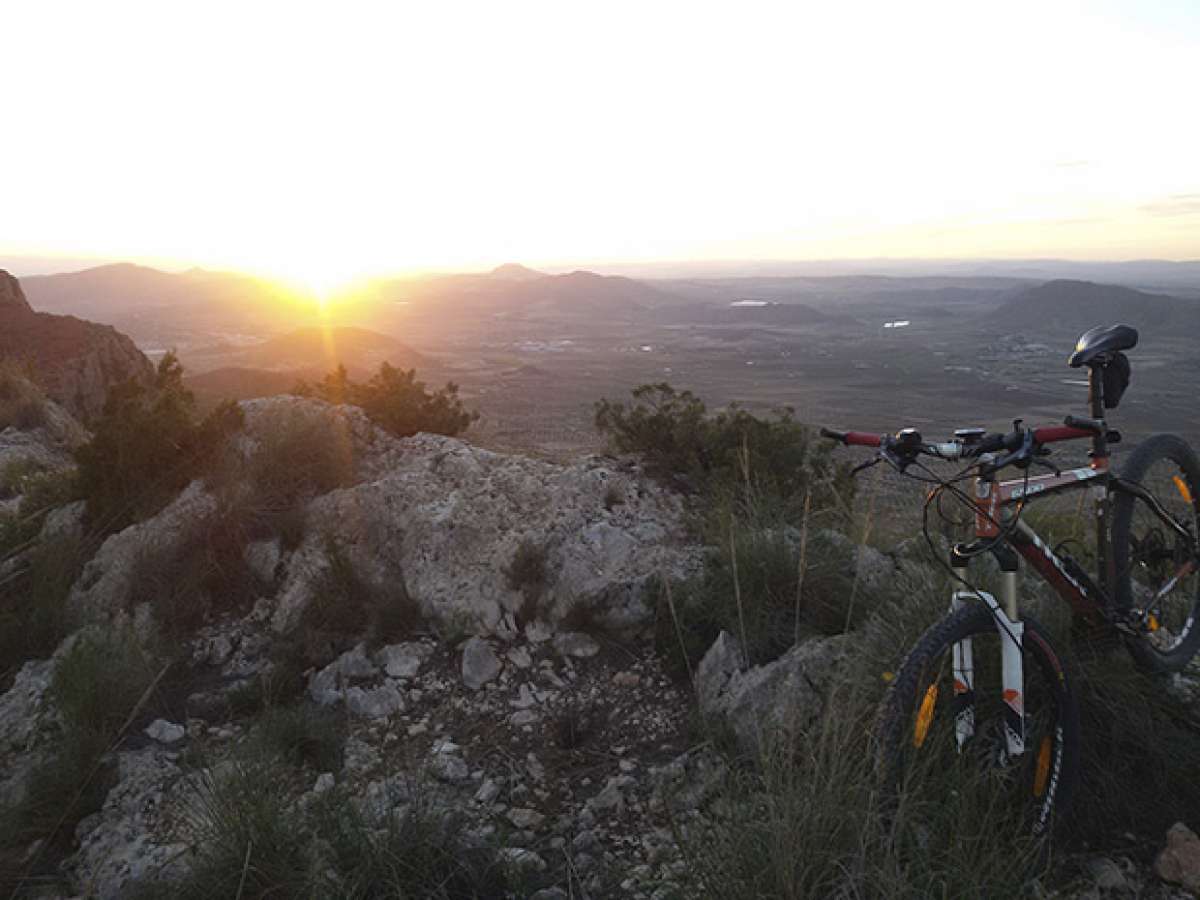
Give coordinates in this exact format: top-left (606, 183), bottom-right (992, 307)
top-left (0, 269), bottom-right (154, 421)
top-left (1155, 822), bottom-right (1200, 894)
top-left (271, 427), bottom-right (700, 636)
top-left (0, 270), bottom-right (33, 315)
top-left (695, 630), bottom-right (850, 753)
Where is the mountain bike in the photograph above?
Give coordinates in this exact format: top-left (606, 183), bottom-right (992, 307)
top-left (821, 323), bottom-right (1200, 835)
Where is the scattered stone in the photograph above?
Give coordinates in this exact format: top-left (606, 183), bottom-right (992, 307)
top-left (345, 682), bottom-right (406, 719)
top-left (498, 847), bottom-right (547, 872)
top-left (309, 645), bottom-right (380, 705)
top-left (1084, 856), bottom-right (1128, 892)
top-left (375, 642), bottom-right (432, 679)
top-left (144, 720), bottom-right (186, 744)
top-left (313, 773), bottom-right (336, 795)
top-left (612, 670), bottom-right (640, 687)
top-left (1155, 822), bottom-right (1200, 893)
top-left (462, 637), bottom-right (502, 690)
top-left (507, 646), bottom-right (533, 669)
top-left (429, 753), bottom-right (470, 784)
top-left (553, 631), bottom-right (600, 658)
top-left (474, 779), bottom-right (500, 805)
top-left (511, 683), bottom-right (537, 709)
top-left (507, 807), bottom-right (546, 829)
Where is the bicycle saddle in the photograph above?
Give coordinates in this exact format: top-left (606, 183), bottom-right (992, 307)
top-left (1068, 323), bottom-right (1138, 367)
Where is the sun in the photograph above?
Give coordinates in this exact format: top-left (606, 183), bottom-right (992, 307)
top-left (270, 260), bottom-right (362, 307)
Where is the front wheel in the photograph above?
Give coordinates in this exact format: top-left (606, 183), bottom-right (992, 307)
top-left (1111, 433), bottom-right (1200, 673)
top-left (877, 604), bottom-right (1080, 838)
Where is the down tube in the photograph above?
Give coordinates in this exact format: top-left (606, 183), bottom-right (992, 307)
top-left (1009, 522), bottom-right (1104, 625)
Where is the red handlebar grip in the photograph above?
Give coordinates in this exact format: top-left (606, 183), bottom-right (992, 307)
top-left (844, 431), bottom-right (882, 447)
top-left (1033, 425), bottom-right (1094, 444)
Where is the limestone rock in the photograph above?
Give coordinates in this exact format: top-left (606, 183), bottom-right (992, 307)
top-left (269, 429), bottom-right (701, 636)
top-left (375, 641), bottom-right (432, 679)
top-left (462, 637), bottom-right (502, 690)
top-left (1155, 822), bottom-right (1200, 893)
top-left (68, 749), bottom-right (188, 898)
top-left (344, 682), bottom-right (406, 719)
top-left (309, 644), bottom-right (379, 705)
top-left (552, 631), bottom-right (600, 658)
top-left (68, 480), bottom-right (219, 624)
top-left (696, 630), bottom-right (849, 753)
top-left (144, 719), bottom-right (186, 744)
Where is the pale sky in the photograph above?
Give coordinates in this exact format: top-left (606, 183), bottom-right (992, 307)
top-left (3, 0), bottom-right (1198, 290)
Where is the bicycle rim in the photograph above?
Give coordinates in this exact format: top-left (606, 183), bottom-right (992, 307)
top-left (1119, 455), bottom-right (1200, 657)
top-left (881, 606), bottom-right (1077, 839)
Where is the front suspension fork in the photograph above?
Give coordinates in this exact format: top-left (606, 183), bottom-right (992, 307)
top-left (951, 569), bottom-right (1026, 757)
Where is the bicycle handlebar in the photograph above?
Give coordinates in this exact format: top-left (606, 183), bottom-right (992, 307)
top-left (821, 418), bottom-right (1098, 467)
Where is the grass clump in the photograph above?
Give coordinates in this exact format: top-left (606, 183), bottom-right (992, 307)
top-left (253, 703), bottom-right (345, 773)
top-left (0, 534), bottom-right (90, 688)
top-left (0, 364), bottom-right (48, 432)
top-left (293, 539), bottom-right (421, 667)
top-left (597, 383), bottom-right (861, 667)
top-left (297, 362), bottom-right (478, 438)
top-left (505, 537), bottom-right (550, 625)
top-left (128, 508), bottom-right (265, 640)
top-left (0, 628), bottom-right (161, 887)
top-left (132, 768), bottom-right (512, 899)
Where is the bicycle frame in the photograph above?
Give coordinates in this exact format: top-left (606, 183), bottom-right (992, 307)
top-left (951, 445), bottom-right (1197, 761)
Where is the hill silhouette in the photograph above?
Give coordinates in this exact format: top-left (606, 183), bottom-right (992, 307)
top-left (986, 279), bottom-right (1200, 334)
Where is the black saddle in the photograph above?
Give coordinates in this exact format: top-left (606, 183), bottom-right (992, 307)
top-left (1068, 324), bottom-right (1138, 368)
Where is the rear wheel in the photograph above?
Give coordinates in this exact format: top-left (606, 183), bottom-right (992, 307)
top-left (1112, 433), bottom-right (1200, 673)
top-left (877, 604), bottom-right (1080, 838)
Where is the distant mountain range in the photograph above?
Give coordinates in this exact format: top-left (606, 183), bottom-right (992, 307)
top-left (985, 279), bottom-right (1200, 335)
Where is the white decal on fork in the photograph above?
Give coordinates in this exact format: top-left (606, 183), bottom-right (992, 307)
top-left (953, 589), bottom-right (1027, 757)
top-left (951, 591), bottom-right (976, 750)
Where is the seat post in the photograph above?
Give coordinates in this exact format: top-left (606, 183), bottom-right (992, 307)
top-left (1087, 363), bottom-right (1108, 459)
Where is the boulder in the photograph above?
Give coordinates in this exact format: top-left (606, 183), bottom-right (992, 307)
top-left (1155, 822), bottom-right (1200, 893)
top-left (69, 749), bottom-right (188, 898)
top-left (270, 429), bottom-right (701, 636)
top-left (695, 630), bottom-right (849, 753)
top-left (68, 480), bottom-right (219, 624)
top-left (462, 637), bottom-right (502, 690)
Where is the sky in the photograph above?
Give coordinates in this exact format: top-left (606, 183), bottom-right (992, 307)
top-left (2, 0), bottom-right (1198, 289)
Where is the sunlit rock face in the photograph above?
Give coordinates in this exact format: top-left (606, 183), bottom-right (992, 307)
top-left (0, 270), bottom-right (34, 315)
top-left (67, 396), bottom-right (702, 639)
top-left (270, 428), bottom-right (702, 638)
top-left (0, 269), bottom-right (154, 421)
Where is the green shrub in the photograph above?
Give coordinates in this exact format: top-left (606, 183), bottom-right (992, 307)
top-left (75, 353), bottom-right (243, 534)
top-left (298, 362), bottom-right (478, 438)
top-left (595, 383), bottom-right (853, 516)
top-left (0, 458), bottom-right (44, 500)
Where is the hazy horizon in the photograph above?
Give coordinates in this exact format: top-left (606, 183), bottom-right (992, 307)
top-left (4, 1), bottom-right (1198, 293)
